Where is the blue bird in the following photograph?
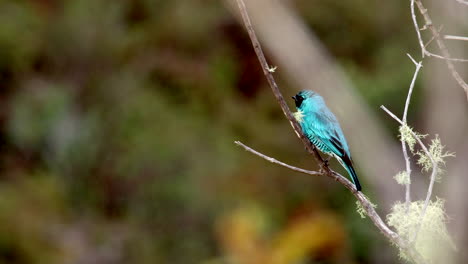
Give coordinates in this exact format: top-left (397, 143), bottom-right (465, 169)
top-left (292, 90), bottom-right (362, 191)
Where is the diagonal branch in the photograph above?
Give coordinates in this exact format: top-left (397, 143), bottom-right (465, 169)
top-left (411, 0), bottom-right (425, 58)
top-left (411, 0), bottom-right (468, 100)
top-left (234, 0), bottom-right (328, 171)
top-left (235, 141), bottom-right (397, 240)
top-left (235, 141), bottom-right (322, 176)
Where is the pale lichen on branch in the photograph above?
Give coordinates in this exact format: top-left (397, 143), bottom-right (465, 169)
top-left (381, 56), bottom-right (455, 262)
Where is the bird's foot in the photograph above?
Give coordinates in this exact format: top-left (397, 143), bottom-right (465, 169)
top-left (323, 158), bottom-right (330, 167)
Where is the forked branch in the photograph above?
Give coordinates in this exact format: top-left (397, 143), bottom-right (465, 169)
top-left (411, 0), bottom-right (468, 100)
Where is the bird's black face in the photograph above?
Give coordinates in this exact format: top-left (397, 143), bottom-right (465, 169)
top-left (292, 94), bottom-right (304, 108)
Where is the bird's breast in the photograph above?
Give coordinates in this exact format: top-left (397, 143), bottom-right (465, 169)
top-left (293, 110), bottom-right (305, 123)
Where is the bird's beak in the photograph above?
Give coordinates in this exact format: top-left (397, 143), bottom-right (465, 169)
top-left (291, 96), bottom-right (296, 101)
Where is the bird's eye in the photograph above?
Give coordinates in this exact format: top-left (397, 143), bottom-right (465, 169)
top-left (293, 95), bottom-right (304, 108)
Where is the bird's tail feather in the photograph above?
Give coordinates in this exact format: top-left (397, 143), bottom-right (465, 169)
top-left (344, 163), bottom-right (362, 191)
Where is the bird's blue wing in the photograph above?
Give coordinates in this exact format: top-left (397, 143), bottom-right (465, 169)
top-left (307, 110), bottom-right (350, 158)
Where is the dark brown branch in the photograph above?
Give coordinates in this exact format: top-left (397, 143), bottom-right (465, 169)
top-left (234, 0), bottom-right (328, 171)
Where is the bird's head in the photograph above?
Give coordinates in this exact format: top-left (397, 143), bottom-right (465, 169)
top-left (292, 90), bottom-right (317, 109)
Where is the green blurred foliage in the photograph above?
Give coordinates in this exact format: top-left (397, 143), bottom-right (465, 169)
top-left (0, 0), bottom-right (420, 263)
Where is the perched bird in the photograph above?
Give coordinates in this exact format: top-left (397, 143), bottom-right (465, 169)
top-left (292, 90), bottom-right (362, 191)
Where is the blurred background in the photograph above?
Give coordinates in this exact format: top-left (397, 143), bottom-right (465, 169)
top-left (0, 0), bottom-right (467, 263)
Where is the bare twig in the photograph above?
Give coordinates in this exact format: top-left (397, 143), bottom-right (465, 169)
top-left (235, 141), bottom-right (321, 176)
top-left (423, 52), bottom-right (468, 62)
top-left (454, 0), bottom-right (468, 5)
top-left (411, 0), bottom-right (425, 58)
top-left (234, 0), bottom-right (427, 263)
top-left (444, 35), bottom-right (468, 41)
top-left (402, 54), bottom-right (423, 211)
top-left (411, 0), bottom-right (468, 100)
top-left (235, 141), bottom-right (397, 240)
top-left (380, 106), bottom-right (438, 243)
top-left (423, 25), bottom-right (443, 49)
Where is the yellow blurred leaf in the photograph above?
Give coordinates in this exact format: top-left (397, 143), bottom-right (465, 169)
top-left (269, 213), bottom-right (347, 264)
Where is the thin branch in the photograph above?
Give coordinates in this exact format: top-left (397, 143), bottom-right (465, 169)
top-left (402, 116), bottom-right (412, 211)
top-left (235, 141), bottom-right (397, 239)
top-left (234, 0), bottom-right (329, 172)
top-left (403, 54), bottom-right (422, 122)
top-left (411, 0), bottom-right (425, 58)
top-left (423, 25), bottom-right (443, 50)
top-left (235, 141), bottom-right (321, 176)
top-left (423, 51), bottom-right (468, 62)
top-left (454, 0), bottom-right (468, 5)
top-left (380, 106), bottom-right (438, 243)
top-left (412, 0), bottom-right (468, 100)
top-left (444, 35), bottom-right (468, 41)
top-left (402, 54), bottom-right (423, 211)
